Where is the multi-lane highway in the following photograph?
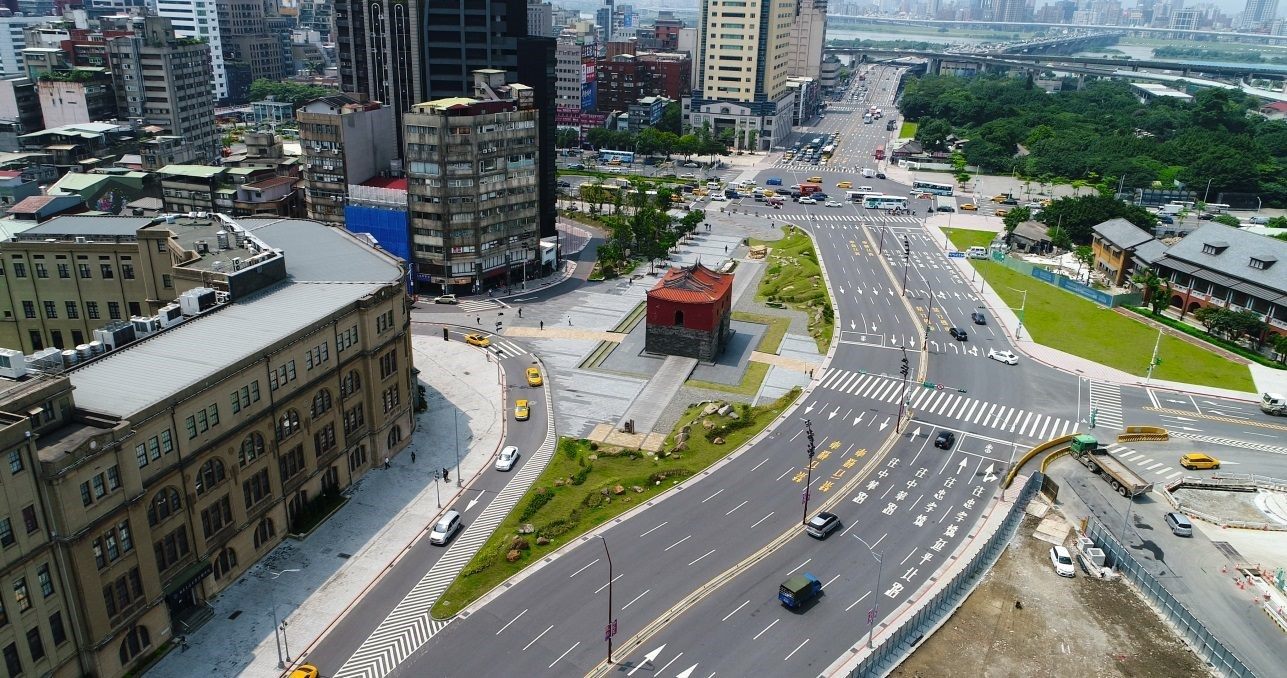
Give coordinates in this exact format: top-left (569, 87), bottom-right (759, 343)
top-left (307, 64), bottom-right (1285, 678)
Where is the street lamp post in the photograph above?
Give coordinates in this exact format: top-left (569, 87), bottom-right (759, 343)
top-left (453, 410), bottom-right (462, 488)
top-left (1202, 178), bottom-right (1213, 205)
top-left (268, 568), bottom-right (300, 669)
top-left (896, 348), bottom-right (910, 432)
top-left (1008, 287), bottom-right (1029, 341)
top-left (900, 236), bottom-right (910, 295)
top-left (854, 536), bottom-right (884, 649)
top-left (801, 419), bottom-right (815, 524)
top-left (599, 536), bottom-right (616, 664)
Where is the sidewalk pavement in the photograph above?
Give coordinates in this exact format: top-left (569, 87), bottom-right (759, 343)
top-left (920, 216), bottom-right (1262, 403)
top-left (149, 336), bottom-right (504, 677)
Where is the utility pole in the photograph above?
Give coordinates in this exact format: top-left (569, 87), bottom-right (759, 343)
top-left (600, 536), bottom-right (616, 664)
top-left (1144, 329), bottom-right (1162, 384)
top-left (854, 535), bottom-right (884, 649)
top-left (900, 235), bottom-right (910, 295)
top-left (896, 348), bottom-right (910, 432)
top-left (801, 419), bottom-right (815, 525)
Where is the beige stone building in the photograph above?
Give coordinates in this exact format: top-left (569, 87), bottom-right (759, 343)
top-left (0, 214), bottom-right (413, 677)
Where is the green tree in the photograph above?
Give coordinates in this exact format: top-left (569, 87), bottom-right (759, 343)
top-left (1037, 195), bottom-right (1157, 246)
top-left (247, 79), bottom-right (338, 106)
top-left (1264, 216), bottom-right (1287, 229)
top-left (1212, 214), bottom-right (1241, 227)
top-left (1002, 206), bottom-right (1031, 234)
top-left (915, 118), bottom-right (953, 151)
top-left (555, 128), bottom-right (580, 149)
top-left (657, 102), bottom-right (683, 135)
top-left (1131, 268), bottom-right (1167, 313)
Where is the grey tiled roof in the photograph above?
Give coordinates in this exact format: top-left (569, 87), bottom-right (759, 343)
top-left (1161, 222), bottom-right (1287, 295)
top-left (1092, 218), bottom-right (1154, 249)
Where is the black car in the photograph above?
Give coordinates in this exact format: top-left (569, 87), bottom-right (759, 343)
top-left (876, 172), bottom-right (886, 180)
top-left (812, 192), bottom-right (829, 201)
top-left (1000, 198), bottom-right (1019, 205)
top-left (971, 312), bottom-right (986, 325)
top-left (556, 180), bottom-right (571, 188)
top-left (949, 327), bottom-right (968, 341)
top-left (805, 512), bottom-right (841, 539)
top-left (934, 431), bottom-right (956, 450)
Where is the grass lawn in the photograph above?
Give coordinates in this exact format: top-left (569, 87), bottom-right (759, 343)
top-left (942, 228), bottom-right (995, 251)
top-left (749, 225), bottom-right (834, 353)
top-left (899, 121), bottom-right (919, 138)
top-left (940, 229), bottom-right (1253, 390)
top-left (430, 388), bottom-right (801, 619)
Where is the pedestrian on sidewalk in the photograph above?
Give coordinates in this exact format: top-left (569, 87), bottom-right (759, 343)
top-left (518, 307), bottom-right (522, 318)
top-left (476, 316), bottom-right (481, 324)
top-left (540, 320), bottom-right (545, 330)
top-left (443, 467), bottom-right (450, 482)
top-left (384, 457), bottom-right (391, 470)
top-left (568, 317), bottom-right (572, 326)
top-left (411, 451), bottom-right (416, 463)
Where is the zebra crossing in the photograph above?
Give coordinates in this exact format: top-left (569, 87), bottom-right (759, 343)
top-left (1088, 382), bottom-right (1124, 431)
top-left (1169, 432), bottom-right (1287, 456)
top-left (773, 213), bottom-right (921, 225)
top-left (486, 338), bottom-right (528, 358)
top-left (770, 160), bottom-right (873, 174)
top-left (456, 298), bottom-right (508, 313)
top-left (817, 368), bottom-right (1079, 441)
top-left (335, 388), bottom-right (558, 678)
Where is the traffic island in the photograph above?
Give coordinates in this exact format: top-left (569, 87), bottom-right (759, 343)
top-left (749, 224), bottom-right (834, 353)
top-left (430, 388), bottom-right (800, 619)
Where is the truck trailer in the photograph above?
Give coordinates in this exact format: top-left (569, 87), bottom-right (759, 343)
top-left (1067, 434), bottom-right (1153, 497)
top-left (779, 572), bottom-right (822, 610)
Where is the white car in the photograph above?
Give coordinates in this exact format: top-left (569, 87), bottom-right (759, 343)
top-left (988, 349), bottom-right (1018, 365)
top-left (429, 510), bottom-right (463, 546)
top-left (825, 200), bottom-right (843, 208)
top-left (495, 445), bottom-right (520, 472)
top-left (1049, 545), bottom-right (1075, 578)
top-left (683, 161), bottom-right (700, 168)
top-left (798, 197), bottom-right (818, 205)
top-left (679, 173), bottom-right (696, 179)
top-left (709, 194), bottom-right (727, 201)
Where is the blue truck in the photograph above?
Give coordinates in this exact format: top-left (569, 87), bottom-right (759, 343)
top-left (779, 572), bottom-right (822, 610)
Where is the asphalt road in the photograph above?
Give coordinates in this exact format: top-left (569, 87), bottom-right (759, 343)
top-left (303, 335), bottom-right (548, 671)
top-left (317, 64), bottom-right (1287, 677)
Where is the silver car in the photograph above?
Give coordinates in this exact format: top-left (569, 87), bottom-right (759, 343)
top-left (429, 510), bottom-right (462, 546)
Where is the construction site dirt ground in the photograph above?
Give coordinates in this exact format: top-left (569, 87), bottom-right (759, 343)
top-left (892, 515), bottom-right (1212, 678)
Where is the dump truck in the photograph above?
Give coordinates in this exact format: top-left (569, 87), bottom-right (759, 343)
top-left (779, 572), bottom-right (822, 610)
top-left (1067, 434), bottom-right (1153, 497)
top-left (1261, 392), bottom-right (1286, 416)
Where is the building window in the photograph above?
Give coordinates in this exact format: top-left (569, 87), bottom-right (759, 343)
top-left (12, 262), bottom-right (25, 277)
top-left (306, 342), bottom-right (329, 369)
top-left (108, 302), bottom-right (121, 319)
top-left (195, 458), bottom-right (226, 495)
top-left (269, 360), bottom-right (297, 390)
top-left (275, 410), bottom-right (301, 441)
top-left (239, 433), bottom-right (265, 466)
top-left (278, 446), bottom-right (306, 484)
top-left (253, 518), bottom-right (276, 550)
top-left (21, 301), bottom-right (34, 319)
top-left (119, 625), bottom-right (150, 665)
top-left (337, 325), bottom-right (358, 351)
top-left (314, 423), bottom-right (336, 458)
top-left (65, 301), bottom-right (79, 319)
top-left (34, 263), bottom-right (47, 278)
top-left (382, 385), bottom-right (400, 413)
top-left (87, 301), bottom-right (100, 319)
top-left (37, 564), bottom-right (53, 597)
top-left (57, 263), bottom-right (69, 278)
top-left (348, 445), bottom-right (368, 472)
top-left (212, 547), bottom-right (238, 580)
top-left (243, 468), bottom-right (271, 508)
top-left (21, 506), bottom-right (37, 534)
top-left (0, 518), bottom-right (13, 547)
top-left (78, 263), bottom-right (91, 278)
top-left (49, 611), bottom-right (66, 646)
top-left (147, 487), bottom-right (182, 526)
top-left (100, 263), bottom-right (114, 278)
top-left (3, 643), bottom-right (19, 675)
top-left (13, 578), bottom-right (30, 611)
top-left (311, 389), bottom-right (332, 418)
top-left (43, 301), bottom-right (57, 319)
top-left (8, 449), bottom-right (22, 474)
top-left (199, 495), bottom-right (232, 538)
top-left (340, 370), bottom-right (361, 398)
top-left (122, 263), bottom-right (135, 279)
top-left (26, 627), bottom-right (43, 661)
top-left (153, 527), bottom-right (190, 572)
top-left (343, 403), bottom-right (365, 436)
top-left (376, 309), bottom-right (395, 333)
top-left (379, 349), bottom-right (398, 379)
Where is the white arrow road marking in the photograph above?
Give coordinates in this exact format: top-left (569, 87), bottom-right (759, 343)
top-left (805, 402), bottom-right (816, 414)
top-left (466, 497), bottom-right (480, 512)
top-left (957, 458), bottom-right (969, 474)
top-left (879, 417), bottom-right (890, 431)
top-left (829, 407), bottom-right (840, 420)
top-left (850, 320), bottom-right (857, 330)
top-left (982, 463), bottom-right (997, 483)
top-left (674, 665), bottom-right (699, 678)
top-left (627, 646), bottom-right (667, 676)
top-left (854, 413), bottom-right (865, 426)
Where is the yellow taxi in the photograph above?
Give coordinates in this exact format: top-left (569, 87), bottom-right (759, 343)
top-left (288, 665), bottom-right (320, 678)
top-left (464, 333), bottom-right (491, 348)
top-left (960, 203), bottom-right (978, 211)
top-left (670, 193), bottom-right (683, 203)
top-left (994, 208), bottom-right (1009, 217)
top-left (514, 399), bottom-right (530, 421)
top-left (806, 176), bottom-right (823, 184)
top-left (526, 367), bottom-right (543, 387)
top-left (693, 188), bottom-right (708, 197)
top-left (836, 181), bottom-right (852, 189)
top-left (762, 189), bottom-right (776, 197)
top-left (991, 194), bottom-right (1009, 203)
top-left (1180, 453), bottom-right (1220, 470)
top-left (1041, 199), bottom-right (1053, 207)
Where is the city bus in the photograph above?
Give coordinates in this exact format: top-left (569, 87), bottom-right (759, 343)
top-left (912, 180), bottom-right (954, 197)
top-left (873, 145), bottom-right (885, 160)
top-left (863, 194), bottom-right (909, 209)
top-left (598, 149), bottom-right (635, 165)
top-left (820, 144), bottom-right (835, 161)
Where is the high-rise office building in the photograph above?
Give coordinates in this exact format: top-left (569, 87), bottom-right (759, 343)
top-left (691, 0), bottom-right (797, 151)
top-left (297, 94), bottom-right (398, 224)
top-left (107, 16), bottom-right (219, 168)
top-left (528, 0), bottom-right (554, 37)
top-left (335, 0), bottom-right (556, 241)
top-left (1240, 0), bottom-right (1280, 29)
top-left (155, 0), bottom-right (229, 101)
top-left (787, 0), bottom-right (828, 81)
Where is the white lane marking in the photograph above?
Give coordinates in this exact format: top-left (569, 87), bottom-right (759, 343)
top-left (640, 521), bottom-right (669, 538)
top-left (665, 535), bottom-right (693, 551)
top-left (722, 600), bottom-right (750, 622)
top-left (549, 641), bottom-right (580, 669)
top-left (496, 609), bottom-right (527, 635)
top-left (523, 624), bottom-right (553, 651)
top-left (569, 559), bottom-right (599, 578)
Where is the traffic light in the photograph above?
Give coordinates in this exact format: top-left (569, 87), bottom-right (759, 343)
top-left (903, 236), bottom-right (910, 258)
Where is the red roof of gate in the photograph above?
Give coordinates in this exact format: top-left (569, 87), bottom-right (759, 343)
top-left (647, 262), bottom-right (732, 303)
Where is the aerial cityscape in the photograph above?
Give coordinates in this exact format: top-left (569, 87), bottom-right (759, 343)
top-left (0, 0), bottom-right (1285, 677)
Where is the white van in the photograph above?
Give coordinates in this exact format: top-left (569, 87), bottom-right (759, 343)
top-left (861, 168), bottom-right (877, 178)
top-left (966, 246), bottom-right (988, 260)
top-left (856, 185), bottom-right (874, 192)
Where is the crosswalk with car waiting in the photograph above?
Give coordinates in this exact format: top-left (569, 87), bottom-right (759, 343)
top-left (759, 213), bottom-right (922, 225)
top-left (818, 368), bottom-right (1079, 441)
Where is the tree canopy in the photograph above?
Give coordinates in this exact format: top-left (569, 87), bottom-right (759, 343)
top-left (1037, 194), bottom-right (1158, 247)
top-left (248, 79), bottom-right (339, 107)
top-left (899, 76), bottom-right (1287, 206)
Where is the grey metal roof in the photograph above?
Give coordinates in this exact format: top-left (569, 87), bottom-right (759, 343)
top-left (241, 219), bottom-right (404, 283)
top-left (19, 216), bottom-right (154, 237)
top-left (1092, 218), bottom-right (1154, 249)
top-left (1011, 221), bottom-right (1049, 241)
top-left (1161, 223), bottom-right (1287, 295)
top-left (1132, 239), bottom-right (1168, 264)
top-left (68, 281), bottom-right (383, 417)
